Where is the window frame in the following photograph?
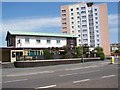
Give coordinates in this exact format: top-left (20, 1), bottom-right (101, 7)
top-left (47, 39), bottom-right (51, 44)
top-left (36, 39), bottom-right (41, 43)
top-left (71, 8), bottom-right (73, 11)
top-left (56, 40), bottom-right (60, 44)
top-left (25, 37), bottom-right (29, 43)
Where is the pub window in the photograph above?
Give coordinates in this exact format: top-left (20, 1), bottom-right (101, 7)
top-left (12, 52), bottom-right (16, 58)
top-left (36, 39), bottom-right (41, 43)
top-left (47, 39), bottom-right (51, 44)
top-left (37, 51), bottom-right (40, 55)
top-left (25, 37), bottom-right (29, 43)
top-left (56, 40), bottom-right (60, 44)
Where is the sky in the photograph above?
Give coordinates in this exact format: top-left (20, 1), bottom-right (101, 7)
top-left (1, 2), bottom-right (118, 46)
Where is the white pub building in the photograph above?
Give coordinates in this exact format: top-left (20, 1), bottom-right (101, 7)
top-left (2, 31), bottom-right (77, 62)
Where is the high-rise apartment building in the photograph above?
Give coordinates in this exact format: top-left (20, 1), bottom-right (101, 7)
top-left (61, 2), bottom-right (110, 55)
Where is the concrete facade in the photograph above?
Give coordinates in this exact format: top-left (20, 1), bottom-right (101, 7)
top-left (6, 31), bottom-right (77, 48)
top-left (61, 2), bottom-right (110, 55)
top-left (15, 36), bottom-right (67, 48)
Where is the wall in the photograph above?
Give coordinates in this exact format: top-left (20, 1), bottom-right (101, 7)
top-left (92, 5), bottom-right (101, 47)
top-left (11, 50), bottom-right (23, 62)
top-left (16, 36), bottom-right (67, 48)
top-left (61, 5), bottom-right (70, 34)
top-left (7, 35), bottom-right (16, 47)
top-left (1, 49), bottom-right (10, 62)
top-left (98, 4), bottom-right (111, 56)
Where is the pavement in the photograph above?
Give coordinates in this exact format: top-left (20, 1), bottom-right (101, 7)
top-left (1, 59), bottom-right (119, 89)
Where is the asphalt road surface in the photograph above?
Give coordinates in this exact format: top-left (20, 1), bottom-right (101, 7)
top-left (1, 59), bottom-right (119, 89)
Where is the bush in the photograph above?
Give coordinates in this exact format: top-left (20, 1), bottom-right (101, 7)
top-left (115, 50), bottom-right (120, 53)
top-left (43, 49), bottom-right (53, 59)
top-left (73, 46), bottom-right (83, 58)
top-left (94, 46), bottom-right (105, 60)
top-left (97, 51), bottom-right (105, 60)
top-left (61, 52), bottom-right (72, 59)
top-left (61, 45), bottom-right (73, 59)
top-left (64, 52), bottom-right (70, 59)
top-left (95, 47), bottom-right (103, 52)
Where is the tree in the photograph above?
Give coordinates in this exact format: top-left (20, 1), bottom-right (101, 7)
top-left (61, 45), bottom-right (72, 59)
top-left (94, 46), bottom-right (103, 52)
top-left (97, 51), bottom-right (105, 60)
top-left (73, 46), bottom-right (83, 58)
top-left (83, 44), bottom-right (90, 58)
top-left (43, 49), bottom-right (53, 59)
top-left (62, 45), bottom-right (70, 53)
top-left (94, 47), bottom-right (105, 60)
top-left (115, 50), bottom-right (120, 53)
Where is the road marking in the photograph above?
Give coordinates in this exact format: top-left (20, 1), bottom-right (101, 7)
top-left (100, 62), bottom-right (110, 65)
top-left (59, 70), bottom-right (100, 77)
top-left (101, 75), bottom-right (116, 79)
top-left (73, 79), bottom-right (90, 83)
top-left (6, 71), bottom-right (54, 77)
top-left (35, 85), bottom-right (56, 89)
top-left (54, 69), bottom-right (64, 72)
top-left (65, 65), bottom-right (98, 71)
top-left (3, 79), bottom-right (28, 83)
top-left (80, 70), bottom-right (100, 74)
top-left (59, 73), bottom-right (78, 77)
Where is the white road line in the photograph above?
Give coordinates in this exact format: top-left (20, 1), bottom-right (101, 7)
top-left (35, 85), bottom-right (56, 89)
top-left (80, 70), bottom-right (100, 74)
top-left (54, 69), bottom-right (64, 72)
top-left (59, 70), bottom-right (100, 77)
top-left (101, 75), bottom-right (116, 78)
top-left (65, 65), bottom-right (98, 71)
top-left (73, 79), bottom-right (90, 83)
top-left (3, 79), bottom-right (28, 83)
top-left (100, 62), bottom-right (110, 65)
top-left (59, 73), bottom-right (78, 77)
top-left (74, 66), bottom-right (98, 70)
top-left (6, 71), bottom-right (54, 77)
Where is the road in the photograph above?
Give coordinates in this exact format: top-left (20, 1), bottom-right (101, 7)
top-left (2, 59), bottom-right (119, 89)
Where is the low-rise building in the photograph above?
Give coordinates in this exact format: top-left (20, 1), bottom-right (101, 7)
top-left (110, 43), bottom-right (120, 56)
top-left (1, 31), bottom-right (77, 62)
top-left (6, 31), bottom-right (77, 48)
top-left (110, 43), bottom-right (120, 52)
